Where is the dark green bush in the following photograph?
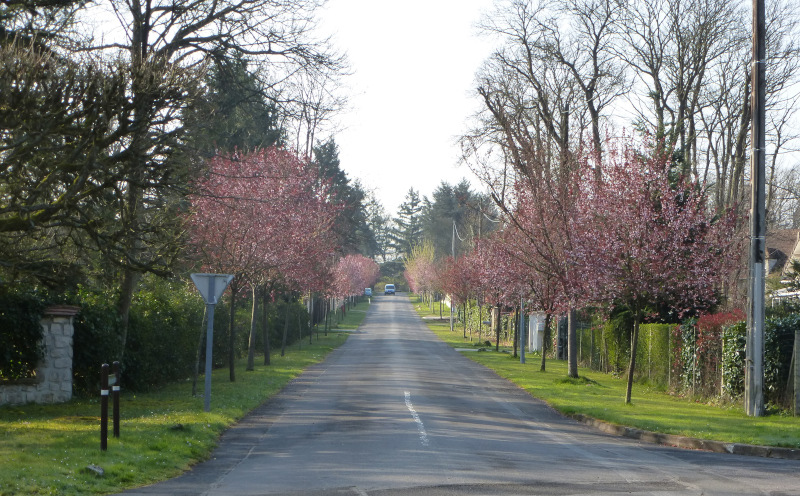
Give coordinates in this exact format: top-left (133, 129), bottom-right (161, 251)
top-left (69, 276), bottom-right (313, 395)
top-left (718, 315), bottom-right (796, 408)
top-left (71, 288), bottom-right (124, 395)
top-left (763, 314), bottom-right (798, 408)
top-left (72, 278), bottom-right (203, 394)
top-left (123, 278), bottom-right (204, 391)
top-left (0, 289), bottom-right (46, 380)
top-left (721, 321), bottom-right (746, 398)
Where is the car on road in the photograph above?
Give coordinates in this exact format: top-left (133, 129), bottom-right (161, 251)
top-left (384, 284), bottom-right (395, 295)
top-left (364, 288), bottom-right (372, 296)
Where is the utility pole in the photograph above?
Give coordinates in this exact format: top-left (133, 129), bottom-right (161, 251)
top-left (450, 220), bottom-right (455, 333)
top-left (745, 0), bottom-right (766, 417)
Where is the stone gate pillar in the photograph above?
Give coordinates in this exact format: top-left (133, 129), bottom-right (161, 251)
top-left (0, 305), bottom-right (80, 406)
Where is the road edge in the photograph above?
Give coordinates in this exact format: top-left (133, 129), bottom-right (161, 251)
top-left (568, 413), bottom-right (800, 460)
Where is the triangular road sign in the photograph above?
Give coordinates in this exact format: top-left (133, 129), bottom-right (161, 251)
top-left (190, 273), bottom-right (234, 305)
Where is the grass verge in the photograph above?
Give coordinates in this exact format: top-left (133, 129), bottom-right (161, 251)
top-left (0, 300), bottom-right (368, 496)
top-left (413, 298), bottom-right (800, 449)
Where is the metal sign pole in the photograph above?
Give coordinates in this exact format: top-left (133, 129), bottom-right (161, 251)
top-left (191, 273), bottom-right (233, 412)
top-left (204, 301), bottom-right (215, 412)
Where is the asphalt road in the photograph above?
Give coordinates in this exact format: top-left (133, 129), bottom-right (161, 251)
top-left (121, 294), bottom-right (800, 496)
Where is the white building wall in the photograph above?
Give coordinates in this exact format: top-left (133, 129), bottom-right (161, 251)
top-left (527, 312), bottom-right (546, 352)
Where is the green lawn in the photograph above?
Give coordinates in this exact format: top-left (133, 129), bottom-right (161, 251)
top-left (0, 301), bottom-right (367, 496)
top-left (413, 298), bottom-right (800, 449)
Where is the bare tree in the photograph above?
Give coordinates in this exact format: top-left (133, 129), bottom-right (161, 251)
top-left (537, 0), bottom-right (627, 162)
top-left (473, 0), bottom-right (582, 181)
top-left (620, 0), bottom-right (800, 215)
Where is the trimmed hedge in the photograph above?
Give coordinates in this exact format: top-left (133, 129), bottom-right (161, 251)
top-left (635, 323), bottom-right (672, 388)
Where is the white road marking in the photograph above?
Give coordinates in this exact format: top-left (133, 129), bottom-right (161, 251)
top-left (404, 391), bottom-right (430, 447)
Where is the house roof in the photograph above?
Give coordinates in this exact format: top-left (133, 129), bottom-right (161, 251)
top-left (766, 229), bottom-right (800, 273)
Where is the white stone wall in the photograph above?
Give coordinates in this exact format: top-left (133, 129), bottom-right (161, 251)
top-left (0, 307), bottom-right (77, 406)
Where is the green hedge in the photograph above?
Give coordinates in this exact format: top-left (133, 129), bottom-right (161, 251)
top-left (721, 321), bottom-right (746, 399)
top-left (71, 277), bottom-right (311, 395)
top-left (635, 323), bottom-right (672, 388)
top-left (71, 290), bottom-right (125, 394)
top-left (71, 280), bottom-right (204, 394)
top-left (601, 311), bottom-right (632, 374)
top-left (718, 315), bottom-right (798, 408)
top-left (0, 289), bottom-right (46, 380)
top-left (122, 279), bottom-right (205, 392)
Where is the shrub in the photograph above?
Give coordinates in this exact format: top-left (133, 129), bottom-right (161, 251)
top-left (71, 288), bottom-right (124, 395)
top-left (764, 314), bottom-right (799, 408)
top-left (72, 278), bottom-right (203, 394)
top-left (673, 311), bottom-right (744, 397)
top-left (123, 278), bottom-right (203, 391)
top-left (0, 289), bottom-right (46, 380)
top-left (721, 321), bottom-right (746, 398)
top-left (715, 314), bottom-right (796, 409)
top-left (70, 277), bottom-right (314, 395)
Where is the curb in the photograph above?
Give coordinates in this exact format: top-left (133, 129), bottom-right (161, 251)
top-left (569, 413), bottom-right (800, 460)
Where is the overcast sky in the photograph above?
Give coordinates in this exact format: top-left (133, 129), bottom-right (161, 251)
top-left (318, 0), bottom-right (497, 214)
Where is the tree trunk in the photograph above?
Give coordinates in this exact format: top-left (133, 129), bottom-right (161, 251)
top-left (495, 305), bottom-right (501, 351)
top-left (246, 284), bottom-right (257, 371)
top-left (541, 313), bottom-right (552, 372)
top-left (308, 293), bottom-right (313, 344)
top-left (281, 296), bottom-right (290, 357)
top-left (567, 307), bottom-right (578, 378)
top-left (116, 268), bottom-right (141, 359)
top-left (463, 302), bottom-right (468, 339)
top-left (228, 278), bottom-right (238, 382)
top-left (513, 307), bottom-right (519, 358)
top-left (625, 315), bottom-right (641, 404)
top-left (296, 307), bottom-right (302, 349)
top-left (262, 287), bottom-right (271, 366)
top-left (324, 298), bottom-right (330, 336)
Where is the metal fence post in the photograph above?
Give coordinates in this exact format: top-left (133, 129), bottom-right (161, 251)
top-left (100, 363), bottom-right (109, 451)
top-left (112, 361), bottom-right (120, 438)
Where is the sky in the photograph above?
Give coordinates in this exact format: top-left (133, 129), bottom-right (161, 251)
top-left (318, 0), bottom-right (497, 214)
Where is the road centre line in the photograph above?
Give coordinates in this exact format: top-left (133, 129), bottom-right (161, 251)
top-left (404, 391), bottom-right (430, 447)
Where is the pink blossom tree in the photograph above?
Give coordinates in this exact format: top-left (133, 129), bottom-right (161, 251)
top-left (476, 232), bottom-right (562, 368)
top-left (404, 241), bottom-right (437, 305)
top-left (437, 255), bottom-right (480, 338)
top-left (187, 146), bottom-right (338, 379)
top-left (494, 158), bottom-right (591, 377)
top-left (574, 140), bottom-right (740, 403)
top-left (333, 254), bottom-right (380, 299)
